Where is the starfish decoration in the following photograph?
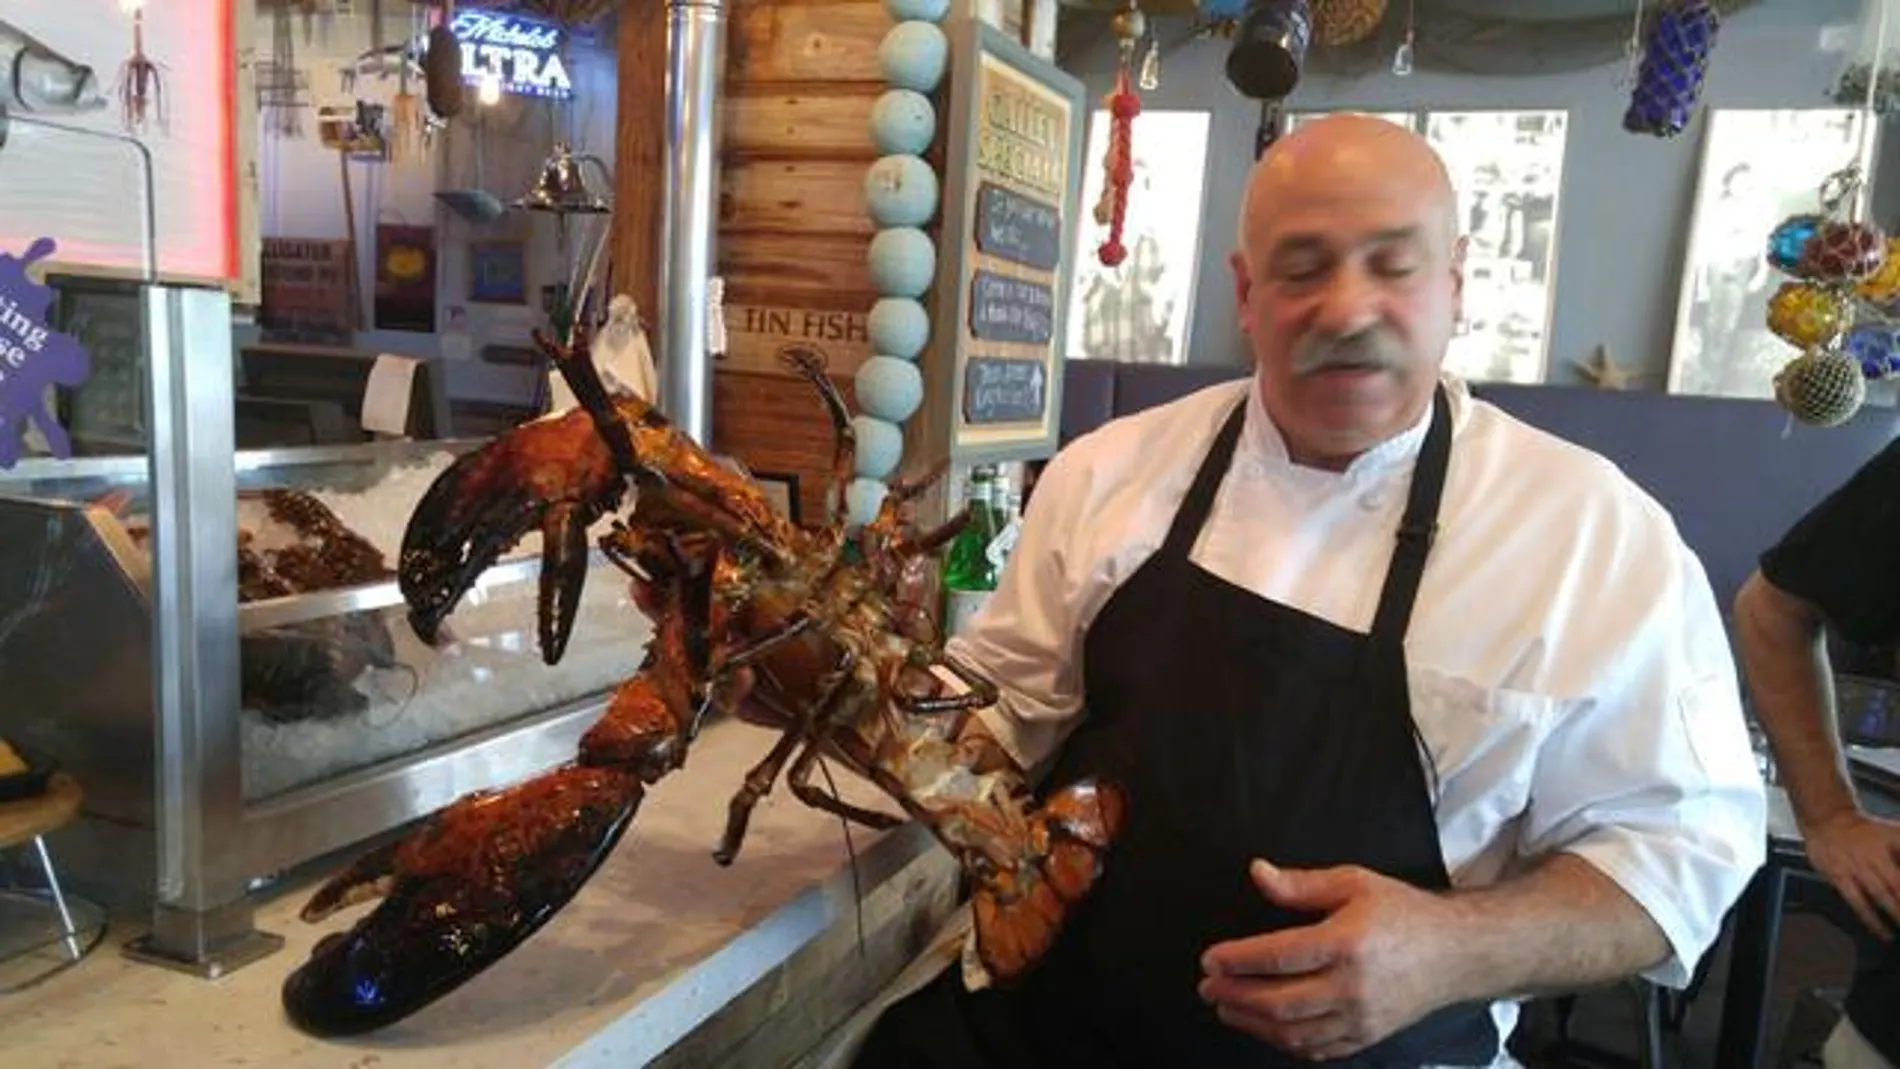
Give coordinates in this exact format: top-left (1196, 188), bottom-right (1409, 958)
top-left (1572, 345), bottom-right (1650, 390)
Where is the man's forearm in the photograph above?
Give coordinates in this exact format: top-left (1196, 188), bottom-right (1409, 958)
top-left (1733, 573), bottom-right (1861, 828)
top-left (1435, 852), bottom-right (1670, 1005)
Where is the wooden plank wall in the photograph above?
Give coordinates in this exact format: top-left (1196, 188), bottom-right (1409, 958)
top-left (710, 0), bottom-right (898, 526)
top-left (613, 0), bottom-right (1053, 527)
top-left (609, 0), bottom-right (668, 327)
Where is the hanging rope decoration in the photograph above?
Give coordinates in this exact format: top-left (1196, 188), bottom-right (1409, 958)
top-left (1622, 0), bottom-right (1721, 138)
top-left (851, 0), bottom-right (950, 529)
top-left (1093, 5), bottom-right (1146, 268)
top-left (1757, 0), bottom-right (1894, 427)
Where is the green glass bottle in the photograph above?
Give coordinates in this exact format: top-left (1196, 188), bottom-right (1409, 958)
top-left (941, 465), bottom-right (1000, 638)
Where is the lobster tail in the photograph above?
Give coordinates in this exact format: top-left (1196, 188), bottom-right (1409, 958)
top-left (972, 779), bottom-right (1126, 984)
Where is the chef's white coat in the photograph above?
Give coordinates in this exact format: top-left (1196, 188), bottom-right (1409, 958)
top-left (945, 372), bottom-right (1769, 1061)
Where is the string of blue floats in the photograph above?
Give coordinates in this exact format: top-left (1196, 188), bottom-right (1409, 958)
top-left (851, 0), bottom-right (952, 528)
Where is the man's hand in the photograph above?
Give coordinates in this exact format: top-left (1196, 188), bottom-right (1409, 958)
top-left (1806, 811), bottom-right (1900, 940)
top-left (1196, 859), bottom-right (1466, 1061)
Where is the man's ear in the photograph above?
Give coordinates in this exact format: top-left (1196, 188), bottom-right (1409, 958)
top-left (1449, 234), bottom-right (1469, 309)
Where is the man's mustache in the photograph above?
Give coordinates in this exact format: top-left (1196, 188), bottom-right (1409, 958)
top-left (1291, 329), bottom-right (1406, 376)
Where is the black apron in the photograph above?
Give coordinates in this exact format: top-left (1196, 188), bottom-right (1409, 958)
top-left (855, 386), bottom-right (1500, 1068)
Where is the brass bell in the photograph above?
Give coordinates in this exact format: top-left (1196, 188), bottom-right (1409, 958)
top-left (516, 142), bottom-right (611, 215)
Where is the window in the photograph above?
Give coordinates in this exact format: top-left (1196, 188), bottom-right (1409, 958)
top-left (1064, 109), bottom-right (1214, 366)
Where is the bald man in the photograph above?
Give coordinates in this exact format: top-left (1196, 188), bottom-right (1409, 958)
top-left (847, 115), bottom-right (1765, 1068)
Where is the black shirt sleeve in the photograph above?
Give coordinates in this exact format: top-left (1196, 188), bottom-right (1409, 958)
top-left (1760, 435), bottom-right (1900, 646)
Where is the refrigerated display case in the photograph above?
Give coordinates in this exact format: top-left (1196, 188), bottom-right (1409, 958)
top-left (0, 279), bottom-right (650, 976)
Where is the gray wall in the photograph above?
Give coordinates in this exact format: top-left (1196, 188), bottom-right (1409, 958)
top-left (1055, 0), bottom-right (1890, 387)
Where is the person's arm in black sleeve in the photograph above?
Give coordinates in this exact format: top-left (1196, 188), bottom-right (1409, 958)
top-left (1757, 438), bottom-right (1900, 646)
top-left (1735, 437), bottom-right (1900, 939)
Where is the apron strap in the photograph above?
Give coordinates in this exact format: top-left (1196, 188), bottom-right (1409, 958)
top-left (1158, 383), bottom-right (1452, 649)
top-left (1159, 399), bottom-right (1249, 560)
top-left (1369, 383), bottom-right (1454, 647)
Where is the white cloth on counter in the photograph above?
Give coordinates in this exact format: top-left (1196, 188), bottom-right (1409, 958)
top-left (944, 371), bottom-right (1769, 1059)
top-left (1827, 1017), bottom-right (1899, 1069)
top-left (545, 293), bottom-right (659, 414)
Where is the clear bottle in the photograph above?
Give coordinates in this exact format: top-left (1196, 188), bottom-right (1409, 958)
top-left (941, 466), bottom-right (1000, 639)
top-left (985, 471), bottom-right (1021, 574)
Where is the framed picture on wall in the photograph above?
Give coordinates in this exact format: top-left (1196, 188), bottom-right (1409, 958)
top-left (1064, 109), bottom-right (1212, 366)
top-left (1423, 110), bottom-right (1568, 385)
top-left (1667, 108), bottom-right (1879, 400)
top-left (1282, 108), bottom-right (1569, 385)
top-left (469, 240), bottom-right (528, 304)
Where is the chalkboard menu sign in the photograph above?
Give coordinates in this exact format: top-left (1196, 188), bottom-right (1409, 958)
top-left (969, 270), bottom-right (1054, 346)
top-left (935, 20), bottom-right (1086, 465)
top-left (975, 182), bottom-right (1062, 272)
top-left (964, 356), bottom-right (1047, 425)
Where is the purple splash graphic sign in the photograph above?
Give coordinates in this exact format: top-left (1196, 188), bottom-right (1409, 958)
top-left (0, 238), bottom-right (90, 469)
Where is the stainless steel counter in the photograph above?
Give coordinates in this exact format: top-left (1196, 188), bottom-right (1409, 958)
top-left (0, 714), bottom-right (965, 1068)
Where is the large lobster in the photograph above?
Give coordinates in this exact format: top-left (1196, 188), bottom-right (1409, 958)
top-left (279, 328), bottom-right (1125, 1037)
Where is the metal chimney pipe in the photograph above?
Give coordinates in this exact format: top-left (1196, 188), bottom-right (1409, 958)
top-left (659, 0), bottom-right (727, 447)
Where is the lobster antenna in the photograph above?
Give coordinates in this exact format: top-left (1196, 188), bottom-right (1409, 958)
top-left (776, 346), bottom-right (856, 530)
top-left (816, 758), bottom-right (869, 960)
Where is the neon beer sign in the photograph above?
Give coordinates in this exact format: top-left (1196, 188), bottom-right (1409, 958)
top-left (450, 9), bottom-right (574, 100)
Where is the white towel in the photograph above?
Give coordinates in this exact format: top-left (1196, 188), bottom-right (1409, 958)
top-left (546, 293), bottom-right (658, 414)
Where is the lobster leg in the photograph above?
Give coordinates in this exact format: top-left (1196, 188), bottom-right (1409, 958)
top-left (886, 460), bottom-right (949, 503)
top-left (708, 610), bottom-right (815, 676)
top-left (895, 653), bottom-right (1000, 716)
top-left (908, 512), bottom-right (971, 557)
top-left (787, 733), bottom-right (906, 832)
top-left (713, 645), bottom-right (877, 867)
top-left (712, 722), bottom-right (808, 866)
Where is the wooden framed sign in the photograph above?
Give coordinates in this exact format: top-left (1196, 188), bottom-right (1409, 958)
top-left (930, 17), bottom-right (1086, 466)
top-left (722, 303), bottom-right (872, 378)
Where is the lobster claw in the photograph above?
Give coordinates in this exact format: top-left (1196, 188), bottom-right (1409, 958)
top-left (280, 763), bottom-right (645, 1037)
top-left (399, 408), bottom-right (624, 664)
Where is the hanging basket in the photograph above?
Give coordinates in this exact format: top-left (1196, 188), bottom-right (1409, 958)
top-left (1311, 0), bottom-right (1387, 46)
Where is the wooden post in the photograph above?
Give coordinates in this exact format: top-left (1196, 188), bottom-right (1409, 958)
top-left (609, 0), bottom-right (669, 338)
